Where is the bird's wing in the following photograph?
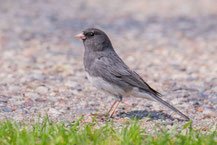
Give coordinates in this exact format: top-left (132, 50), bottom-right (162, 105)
top-left (92, 53), bottom-right (160, 96)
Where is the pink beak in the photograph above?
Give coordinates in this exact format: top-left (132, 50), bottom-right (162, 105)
top-left (75, 32), bottom-right (86, 40)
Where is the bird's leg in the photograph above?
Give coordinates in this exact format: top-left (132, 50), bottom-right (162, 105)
top-left (109, 101), bottom-right (120, 118)
top-left (109, 95), bottom-right (122, 118)
top-left (108, 100), bottom-right (118, 113)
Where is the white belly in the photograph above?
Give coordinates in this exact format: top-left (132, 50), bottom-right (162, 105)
top-left (86, 73), bottom-right (125, 95)
top-left (86, 73), bottom-right (155, 101)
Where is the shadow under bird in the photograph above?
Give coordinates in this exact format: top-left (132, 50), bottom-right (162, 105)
top-left (75, 28), bottom-right (190, 121)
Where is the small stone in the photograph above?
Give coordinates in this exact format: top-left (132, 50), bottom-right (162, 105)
top-left (197, 108), bottom-right (203, 112)
top-left (202, 115), bottom-right (211, 119)
top-left (75, 109), bottom-right (95, 115)
top-left (35, 97), bottom-right (46, 102)
top-left (203, 108), bottom-right (214, 115)
top-left (74, 85), bottom-right (82, 91)
top-left (198, 93), bottom-right (208, 98)
top-left (0, 95), bottom-right (9, 103)
top-left (11, 106), bottom-right (16, 111)
top-left (146, 104), bottom-right (152, 107)
top-left (35, 86), bottom-right (49, 94)
top-left (24, 92), bottom-right (39, 98)
top-left (2, 107), bottom-right (13, 112)
top-left (24, 99), bottom-right (33, 107)
top-left (64, 81), bottom-right (77, 88)
top-left (0, 103), bottom-right (5, 107)
top-left (67, 107), bottom-right (70, 110)
top-left (8, 85), bottom-right (20, 92)
top-left (132, 103), bottom-right (137, 107)
top-left (49, 108), bottom-right (61, 117)
top-left (187, 77), bottom-right (197, 81)
top-left (24, 97), bottom-right (29, 101)
top-left (23, 108), bottom-right (29, 114)
top-left (42, 97), bottom-right (46, 101)
top-left (193, 101), bottom-right (200, 106)
top-left (211, 86), bottom-right (217, 93)
top-left (28, 74), bottom-right (48, 80)
top-left (183, 94), bottom-right (190, 98)
top-left (119, 106), bottom-right (126, 110)
top-left (127, 56), bottom-right (135, 62)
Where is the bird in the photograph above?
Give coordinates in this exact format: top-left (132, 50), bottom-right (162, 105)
top-left (75, 28), bottom-right (190, 121)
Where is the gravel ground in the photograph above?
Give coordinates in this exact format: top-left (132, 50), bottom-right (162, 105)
top-left (0, 0), bottom-right (216, 129)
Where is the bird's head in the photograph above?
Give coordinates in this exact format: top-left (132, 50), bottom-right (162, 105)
top-left (75, 28), bottom-right (113, 51)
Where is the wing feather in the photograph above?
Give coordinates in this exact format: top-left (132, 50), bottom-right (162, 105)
top-left (91, 53), bottom-right (160, 96)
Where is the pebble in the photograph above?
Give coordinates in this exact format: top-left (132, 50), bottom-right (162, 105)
top-left (2, 107), bottom-right (13, 112)
top-left (28, 74), bottom-right (48, 81)
top-left (35, 97), bottom-right (46, 102)
top-left (203, 108), bottom-right (214, 115)
top-left (24, 99), bottom-right (34, 107)
top-left (193, 101), bottom-right (200, 106)
top-left (0, 103), bottom-right (5, 107)
top-left (198, 93), bottom-right (208, 98)
top-left (35, 86), bottom-right (49, 94)
top-left (187, 77), bottom-right (197, 81)
top-left (146, 104), bottom-right (152, 107)
top-left (24, 92), bottom-right (39, 98)
top-left (11, 106), bottom-right (16, 111)
top-left (0, 99), bottom-right (8, 103)
top-left (127, 56), bottom-right (135, 62)
top-left (23, 108), bottom-right (30, 114)
top-left (64, 81), bottom-right (77, 88)
top-left (75, 109), bottom-right (95, 114)
top-left (211, 86), bottom-right (217, 93)
top-left (48, 108), bottom-right (61, 117)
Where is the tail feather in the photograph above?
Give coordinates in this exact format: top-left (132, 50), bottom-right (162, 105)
top-left (149, 92), bottom-right (190, 121)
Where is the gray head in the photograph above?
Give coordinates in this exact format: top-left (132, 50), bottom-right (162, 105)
top-left (75, 28), bottom-right (113, 51)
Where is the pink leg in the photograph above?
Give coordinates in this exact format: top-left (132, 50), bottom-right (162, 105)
top-left (108, 100), bottom-right (118, 113)
top-left (109, 101), bottom-right (120, 118)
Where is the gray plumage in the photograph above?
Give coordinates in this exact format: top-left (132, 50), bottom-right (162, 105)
top-left (77, 28), bottom-right (190, 121)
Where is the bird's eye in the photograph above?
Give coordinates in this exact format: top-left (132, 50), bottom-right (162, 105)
top-left (89, 32), bottom-right (94, 36)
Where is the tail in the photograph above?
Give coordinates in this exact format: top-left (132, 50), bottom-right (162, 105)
top-left (148, 92), bottom-right (190, 121)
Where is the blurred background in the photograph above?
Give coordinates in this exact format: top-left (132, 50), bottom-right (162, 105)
top-left (0, 0), bottom-right (216, 126)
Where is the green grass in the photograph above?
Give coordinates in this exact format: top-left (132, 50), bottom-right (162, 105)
top-left (0, 117), bottom-right (216, 145)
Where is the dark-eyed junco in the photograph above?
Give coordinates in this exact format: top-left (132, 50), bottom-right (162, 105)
top-left (75, 28), bottom-right (190, 121)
